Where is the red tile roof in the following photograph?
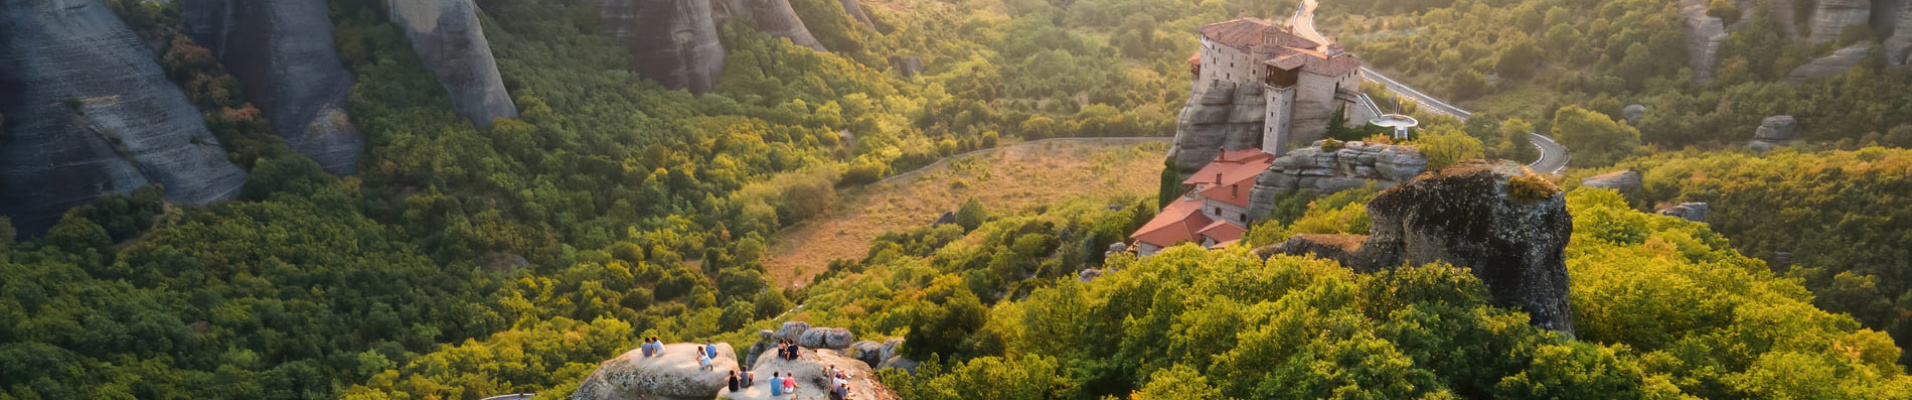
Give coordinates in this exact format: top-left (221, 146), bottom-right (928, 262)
top-left (1201, 18), bottom-right (1363, 78)
top-left (1199, 177), bottom-right (1258, 207)
top-left (1130, 197), bottom-right (1211, 249)
top-left (1201, 18), bottom-right (1278, 50)
top-left (1183, 149), bottom-right (1274, 187)
top-left (1197, 219), bottom-right (1247, 243)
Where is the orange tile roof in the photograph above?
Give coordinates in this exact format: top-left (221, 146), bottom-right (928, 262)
top-left (1197, 219), bottom-right (1247, 243)
top-left (1183, 149), bottom-right (1274, 187)
top-left (1130, 197), bottom-right (1212, 249)
top-left (1199, 177), bottom-right (1258, 207)
top-left (1201, 18), bottom-right (1278, 50)
top-left (1201, 18), bottom-right (1362, 77)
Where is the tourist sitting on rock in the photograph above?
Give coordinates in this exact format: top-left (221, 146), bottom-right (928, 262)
top-left (728, 370), bottom-right (740, 392)
top-left (784, 340), bottom-right (800, 361)
top-left (775, 339), bottom-right (789, 360)
top-left (742, 370), bottom-right (754, 388)
top-left (782, 371), bottom-right (799, 393)
top-left (697, 347), bottom-right (713, 371)
top-left (769, 372), bottom-right (784, 396)
top-left (705, 341), bottom-right (719, 361)
top-left (831, 372), bottom-right (851, 400)
top-left (651, 337), bottom-right (666, 356)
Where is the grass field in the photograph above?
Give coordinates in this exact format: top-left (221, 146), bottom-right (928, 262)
top-left (764, 138), bottom-right (1171, 288)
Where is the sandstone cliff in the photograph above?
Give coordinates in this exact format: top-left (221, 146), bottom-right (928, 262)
top-left (597, 0), bottom-right (727, 94)
top-left (1885, 0), bottom-right (1912, 65)
top-left (1169, 82), bottom-right (1268, 172)
top-left (1789, 41), bottom-right (1874, 81)
top-left (839, 0), bottom-right (875, 29)
top-left (1247, 140), bottom-right (1427, 217)
top-left (740, 0), bottom-right (828, 51)
top-left (1808, 0), bottom-right (1871, 44)
top-left (1680, 0), bottom-right (1728, 83)
top-left (1262, 160), bottom-right (1575, 334)
top-left (0, 0), bottom-right (247, 237)
top-left (390, 0), bottom-right (518, 126)
top-left (181, 0), bottom-right (364, 175)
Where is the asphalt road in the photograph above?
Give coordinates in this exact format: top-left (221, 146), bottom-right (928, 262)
top-left (1356, 68), bottom-right (1570, 173)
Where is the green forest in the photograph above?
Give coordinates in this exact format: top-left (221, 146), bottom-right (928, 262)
top-left (4, 0), bottom-right (1912, 397)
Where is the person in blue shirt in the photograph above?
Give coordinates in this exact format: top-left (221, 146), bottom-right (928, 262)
top-left (769, 372), bottom-right (784, 396)
top-left (705, 341), bottom-right (719, 361)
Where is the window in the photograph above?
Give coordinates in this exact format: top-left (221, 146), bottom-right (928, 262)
top-left (1214, 207), bottom-right (1221, 214)
top-left (1239, 214), bottom-right (1247, 223)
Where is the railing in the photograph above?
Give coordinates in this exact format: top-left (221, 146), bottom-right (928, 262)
top-left (1354, 93), bottom-right (1382, 120)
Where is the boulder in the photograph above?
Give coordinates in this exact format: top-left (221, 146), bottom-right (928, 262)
top-left (726, 348), bottom-right (886, 399)
top-left (1264, 160), bottom-right (1575, 334)
top-left (738, 0), bottom-right (827, 51)
top-left (597, 0), bottom-right (726, 94)
top-left (1623, 104), bottom-right (1647, 126)
top-left (1750, 115), bottom-right (1798, 151)
top-left (1580, 169), bottom-right (1642, 191)
top-left (877, 355), bottom-right (920, 373)
top-left (774, 321), bottom-right (810, 341)
top-left (1170, 82), bottom-right (1268, 171)
top-left (180, 0), bottom-right (363, 175)
top-left (1248, 141), bottom-right (1426, 218)
top-left (1657, 202), bottom-right (1709, 222)
top-left (571, 343), bottom-right (737, 400)
top-left (743, 330), bottom-right (775, 367)
top-left (1679, 0), bottom-right (1728, 83)
top-left (849, 340), bottom-right (883, 368)
top-left (1789, 41), bottom-right (1874, 82)
top-left (1808, 0), bottom-right (1871, 44)
top-left (0, 0), bottom-right (247, 238)
top-left (891, 56), bottom-right (925, 77)
top-left (389, 0), bottom-right (518, 126)
top-left (797, 327), bottom-right (854, 349)
top-left (879, 338), bottom-right (903, 362)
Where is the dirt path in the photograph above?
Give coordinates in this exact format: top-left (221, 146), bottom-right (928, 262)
top-left (764, 138), bottom-right (1170, 288)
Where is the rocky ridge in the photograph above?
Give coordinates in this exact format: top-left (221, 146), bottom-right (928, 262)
top-left (1261, 160), bottom-right (1575, 334)
top-left (1808, 0), bottom-right (1871, 44)
top-left (1680, 0), bottom-right (1728, 83)
top-left (1169, 82), bottom-right (1269, 172)
top-left (0, 0), bottom-right (247, 237)
top-left (737, 0), bottom-right (828, 51)
top-left (1247, 140), bottom-right (1429, 217)
top-left (1789, 41), bottom-right (1875, 82)
top-left (389, 0), bottom-right (518, 126)
top-left (599, 0), bottom-right (727, 94)
top-left (181, 0), bottom-right (364, 175)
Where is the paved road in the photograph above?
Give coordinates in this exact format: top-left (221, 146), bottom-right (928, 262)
top-left (1293, 0), bottom-right (1329, 46)
top-left (478, 394), bottom-right (535, 400)
top-left (1526, 132), bottom-right (1569, 174)
top-left (1359, 67), bottom-right (1473, 119)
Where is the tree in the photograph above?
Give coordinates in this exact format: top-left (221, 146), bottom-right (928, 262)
top-left (1551, 106), bottom-right (1640, 167)
top-left (1492, 118), bottom-right (1540, 163)
top-left (956, 198), bottom-right (988, 232)
top-left (1414, 126), bottom-right (1485, 171)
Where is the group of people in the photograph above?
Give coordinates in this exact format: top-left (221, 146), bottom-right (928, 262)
top-left (638, 337), bottom-right (666, 357)
top-left (824, 365), bottom-right (855, 400)
top-left (697, 340), bottom-right (720, 371)
top-left (774, 338), bottom-right (802, 361)
top-left (726, 369), bottom-right (758, 391)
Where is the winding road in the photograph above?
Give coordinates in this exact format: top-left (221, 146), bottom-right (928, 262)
top-left (1294, 0), bottom-right (1571, 173)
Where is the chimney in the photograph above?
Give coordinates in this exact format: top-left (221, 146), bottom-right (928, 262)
top-left (1216, 146), bottom-right (1227, 161)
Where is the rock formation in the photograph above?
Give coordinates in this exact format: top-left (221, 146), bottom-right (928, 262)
top-left (744, 330), bottom-right (777, 367)
top-left (890, 56), bottom-right (924, 77)
top-left (180, 0), bottom-right (364, 175)
top-left (720, 347), bottom-right (890, 399)
top-left (1886, 0), bottom-right (1912, 65)
top-left (849, 340), bottom-right (883, 367)
top-left (737, 0), bottom-right (828, 51)
top-left (1622, 104), bottom-right (1646, 126)
top-left (1246, 140), bottom-right (1428, 217)
top-left (1262, 160), bottom-right (1575, 334)
top-left (1580, 169), bottom-right (1642, 191)
top-left (1657, 202), bottom-right (1709, 222)
top-left (839, 0), bottom-right (875, 29)
top-left (389, 0), bottom-right (518, 126)
top-left (1680, 0), bottom-right (1728, 83)
top-left (1170, 82), bottom-right (1269, 171)
top-left (1789, 41), bottom-right (1874, 82)
top-left (797, 327), bottom-right (854, 350)
top-left (0, 0), bottom-right (247, 237)
top-left (571, 343), bottom-right (737, 400)
top-left (1808, 0), bottom-right (1871, 44)
top-left (597, 0), bottom-right (727, 94)
top-left (774, 321), bottom-right (810, 341)
top-left (1749, 115), bottom-right (1798, 151)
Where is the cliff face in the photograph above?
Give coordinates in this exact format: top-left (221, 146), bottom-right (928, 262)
top-left (389, 0), bottom-right (518, 126)
top-left (597, 0), bottom-right (726, 93)
top-left (1886, 0), bottom-right (1912, 65)
top-left (0, 0), bottom-right (247, 237)
top-left (181, 0), bottom-right (364, 175)
top-left (1789, 41), bottom-right (1874, 81)
top-left (839, 0), bottom-right (874, 29)
top-left (1680, 0), bottom-right (1727, 83)
top-left (1170, 82), bottom-right (1267, 171)
top-left (1264, 160), bottom-right (1575, 334)
top-left (740, 0), bottom-right (827, 51)
top-left (1247, 140), bottom-right (1427, 217)
top-left (1808, 0), bottom-right (1871, 44)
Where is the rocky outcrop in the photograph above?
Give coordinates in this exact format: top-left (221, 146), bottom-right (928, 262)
top-left (1750, 115), bottom-right (1798, 151)
top-left (738, 0), bottom-right (828, 51)
top-left (1886, 0), bottom-right (1912, 65)
top-left (571, 343), bottom-right (737, 400)
top-left (1247, 140), bottom-right (1428, 217)
top-left (599, 0), bottom-right (726, 94)
top-left (839, 0), bottom-right (875, 29)
top-left (1808, 0), bottom-right (1871, 44)
top-left (723, 348), bottom-right (889, 399)
top-left (774, 321), bottom-right (811, 341)
top-left (891, 56), bottom-right (924, 77)
top-left (1680, 0), bottom-right (1728, 83)
top-left (1789, 41), bottom-right (1874, 82)
top-left (1262, 160), bottom-right (1575, 334)
top-left (878, 355), bottom-right (919, 373)
top-left (879, 338), bottom-right (903, 362)
top-left (0, 0), bottom-right (247, 237)
top-left (1622, 104), bottom-right (1646, 126)
top-left (389, 0), bottom-right (518, 127)
top-left (1169, 82), bottom-right (1268, 171)
top-left (849, 340), bottom-right (883, 368)
top-left (744, 330), bottom-right (776, 367)
top-left (180, 0), bottom-right (364, 175)
top-left (1657, 202), bottom-right (1709, 222)
top-left (797, 327), bottom-right (854, 349)
top-left (1580, 169), bottom-right (1642, 191)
